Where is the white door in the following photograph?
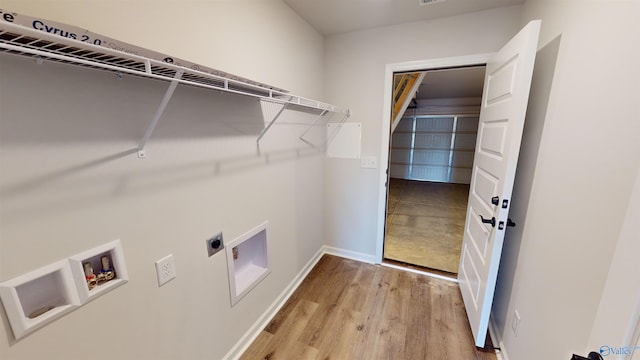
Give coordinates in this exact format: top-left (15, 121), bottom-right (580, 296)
top-left (458, 20), bottom-right (541, 347)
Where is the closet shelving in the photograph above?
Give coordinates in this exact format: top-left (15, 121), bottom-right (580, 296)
top-left (0, 21), bottom-right (350, 157)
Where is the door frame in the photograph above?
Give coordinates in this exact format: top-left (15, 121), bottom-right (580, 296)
top-left (375, 53), bottom-right (494, 263)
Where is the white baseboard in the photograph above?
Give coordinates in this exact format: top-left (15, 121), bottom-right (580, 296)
top-left (489, 317), bottom-right (509, 360)
top-left (322, 245), bottom-right (378, 264)
top-left (222, 247), bottom-right (326, 360)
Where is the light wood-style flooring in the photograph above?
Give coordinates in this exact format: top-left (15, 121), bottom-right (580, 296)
top-left (240, 255), bottom-right (497, 360)
top-left (385, 179), bottom-right (470, 273)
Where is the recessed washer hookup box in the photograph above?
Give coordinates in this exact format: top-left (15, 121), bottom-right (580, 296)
top-left (0, 8), bottom-right (288, 93)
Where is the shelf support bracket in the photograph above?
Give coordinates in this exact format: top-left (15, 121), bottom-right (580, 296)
top-left (298, 108), bottom-right (330, 148)
top-left (137, 70), bottom-right (184, 158)
top-left (321, 112), bottom-right (351, 150)
top-left (256, 97), bottom-right (292, 155)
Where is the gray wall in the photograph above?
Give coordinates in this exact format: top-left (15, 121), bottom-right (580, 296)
top-left (492, 1), bottom-right (640, 359)
top-left (0, 1), bottom-right (327, 359)
top-left (323, 1), bottom-right (640, 358)
top-left (323, 6), bottom-right (523, 263)
top-left (2, 1), bottom-right (639, 359)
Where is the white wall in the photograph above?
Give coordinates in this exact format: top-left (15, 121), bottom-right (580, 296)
top-left (323, 6), bottom-right (523, 259)
top-left (323, 1), bottom-right (640, 359)
top-left (588, 165), bottom-right (640, 358)
top-left (0, 1), bottom-right (326, 359)
top-left (492, 1), bottom-right (640, 359)
top-left (3, 1), bottom-right (639, 359)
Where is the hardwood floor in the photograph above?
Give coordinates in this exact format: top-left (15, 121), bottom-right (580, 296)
top-left (385, 179), bottom-right (470, 274)
top-left (240, 255), bottom-right (497, 360)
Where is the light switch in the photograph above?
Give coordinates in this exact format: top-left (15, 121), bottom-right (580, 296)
top-left (155, 254), bottom-right (176, 287)
top-left (360, 156), bottom-right (377, 169)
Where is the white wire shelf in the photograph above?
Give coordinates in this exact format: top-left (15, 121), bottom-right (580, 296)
top-left (0, 21), bottom-right (350, 157)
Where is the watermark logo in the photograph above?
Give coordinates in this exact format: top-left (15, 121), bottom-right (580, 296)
top-left (600, 345), bottom-right (640, 356)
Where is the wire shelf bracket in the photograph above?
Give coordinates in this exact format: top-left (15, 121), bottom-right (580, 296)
top-left (256, 97), bottom-right (293, 155)
top-left (298, 110), bottom-right (351, 150)
top-left (137, 70), bottom-right (184, 158)
top-left (298, 108), bottom-right (330, 148)
top-left (321, 112), bottom-right (352, 150)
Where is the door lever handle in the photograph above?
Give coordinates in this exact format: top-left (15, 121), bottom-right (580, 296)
top-left (507, 218), bottom-right (516, 227)
top-left (479, 215), bottom-right (496, 227)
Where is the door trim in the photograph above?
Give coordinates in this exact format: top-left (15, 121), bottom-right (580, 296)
top-left (375, 53), bottom-right (494, 263)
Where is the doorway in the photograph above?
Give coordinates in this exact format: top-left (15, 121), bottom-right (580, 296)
top-left (377, 22), bottom-right (540, 348)
top-left (383, 66), bottom-right (486, 274)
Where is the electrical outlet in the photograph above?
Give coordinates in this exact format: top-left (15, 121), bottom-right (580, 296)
top-left (512, 310), bottom-right (521, 337)
top-left (155, 254), bottom-right (176, 287)
top-left (360, 156), bottom-right (378, 169)
top-left (206, 233), bottom-right (224, 257)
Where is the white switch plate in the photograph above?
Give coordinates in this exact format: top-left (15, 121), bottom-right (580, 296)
top-left (155, 254), bottom-right (176, 287)
top-left (512, 309), bottom-right (521, 337)
top-left (360, 156), bottom-right (377, 169)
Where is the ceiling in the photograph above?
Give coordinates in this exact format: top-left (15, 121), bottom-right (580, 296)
top-left (283, 0), bottom-right (524, 36)
top-left (415, 66), bottom-right (485, 100)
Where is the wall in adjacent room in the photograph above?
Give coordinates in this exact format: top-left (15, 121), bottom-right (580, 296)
top-left (323, 6), bottom-right (523, 258)
top-left (492, 1), bottom-right (640, 359)
top-left (0, 1), bottom-right (327, 359)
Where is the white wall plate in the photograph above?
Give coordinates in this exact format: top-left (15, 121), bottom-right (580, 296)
top-left (225, 221), bottom-right (271, 306)
top-left (0, 260), bottom-right (81, 339)
top-left (326, 123), bottom-right (361, 159)
top-left (69, 239), bottom-right (128, 304)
